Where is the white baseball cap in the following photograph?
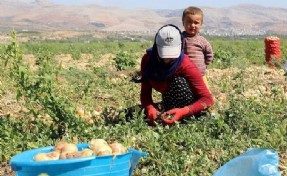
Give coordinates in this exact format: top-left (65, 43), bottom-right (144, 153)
top-left (156, 25), bottom-right (182, 58)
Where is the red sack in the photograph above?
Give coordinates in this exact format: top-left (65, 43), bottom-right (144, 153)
top-left (264, 36), bottom-right (281, 67)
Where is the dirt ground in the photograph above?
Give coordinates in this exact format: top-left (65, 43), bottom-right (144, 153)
top-left (0, 162), bottom-right (14, 176)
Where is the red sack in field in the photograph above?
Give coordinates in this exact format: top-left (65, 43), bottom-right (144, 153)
top-left (264, 36), bottom-right (281, 67)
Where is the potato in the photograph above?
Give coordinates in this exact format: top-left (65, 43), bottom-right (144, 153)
top-left (61, 143), bottom-right (78, 153)
top-left (75, 107), bottom-right (85, 117)
top-left (80, 148), bottom-right (94, 157)
top-left (34, 153), bottom-right (50, 161)
top-left (92, 144), bottom-right (112, 156)
top-left (54, 141), bottom-right (68, 152)
top-left (89, 139), bottom-right (108, 150)
top-left (34, 151), bottom-right (60, 161)
top-left (109, 142), bottom-right (126, 155)
top-left (59, 149), bottom-right (94, 159)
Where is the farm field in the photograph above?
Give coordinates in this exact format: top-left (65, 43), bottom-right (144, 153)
top-left (0, 32), bottom-right (287, 175)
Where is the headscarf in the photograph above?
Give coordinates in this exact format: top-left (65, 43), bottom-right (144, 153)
top-left (132, 24), bottom-right (184, 83)
top-left (141, 45), bottom-right (184, 81)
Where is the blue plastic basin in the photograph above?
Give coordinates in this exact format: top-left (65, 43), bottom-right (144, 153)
top-left (10, 143), bottom-right (147, 176)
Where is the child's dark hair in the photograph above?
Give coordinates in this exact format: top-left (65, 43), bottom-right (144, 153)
top-left (182, 6), bottom-right (204, 23)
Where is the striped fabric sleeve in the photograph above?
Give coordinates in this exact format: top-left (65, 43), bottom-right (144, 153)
top-left (204, 40), bottom-right (214, 65)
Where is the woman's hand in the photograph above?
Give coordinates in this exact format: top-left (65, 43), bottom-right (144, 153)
top-left (162, 107), bottom-right (190, 125)
top-left (146, 106), bottom-right (158, 120)
top-left (146, 105), bottom-right (160, 126)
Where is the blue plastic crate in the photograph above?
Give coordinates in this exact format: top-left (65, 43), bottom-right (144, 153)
top-left (10, 143), bottom-right (147, 176)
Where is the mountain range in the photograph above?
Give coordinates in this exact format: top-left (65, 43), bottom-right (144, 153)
top-left (1, 0), bottom-right (287, 36)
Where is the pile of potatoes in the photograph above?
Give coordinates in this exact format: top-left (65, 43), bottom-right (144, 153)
top-left (34, 139), bottom-right (126, 161)
top-left (265, 36), bottom-right (280, 40)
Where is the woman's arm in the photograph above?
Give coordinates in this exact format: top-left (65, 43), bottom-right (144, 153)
top-left (140, 54), bottom-right (154, 109)
top-left (181, 56), bottom-right (214, 115)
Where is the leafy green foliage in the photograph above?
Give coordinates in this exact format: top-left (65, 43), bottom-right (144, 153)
top-left (2, 31), bottom-right (91, 140)
top-left (0, 33), bottom-right (286, 175)
top-left (113, 50), bottom-right (137, 71)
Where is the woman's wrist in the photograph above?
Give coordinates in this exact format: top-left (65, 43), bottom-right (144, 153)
top-left (146, 104), bottom-right (155, 110)
top-left (184, 106), bottom-right (191, 115)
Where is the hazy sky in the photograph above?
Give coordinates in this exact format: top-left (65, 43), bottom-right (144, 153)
top-left (46, 0), bottom-right (287, 9)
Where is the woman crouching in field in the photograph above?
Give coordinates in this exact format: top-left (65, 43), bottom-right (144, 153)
top-left (135, 24), bottom-right (214, 126)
